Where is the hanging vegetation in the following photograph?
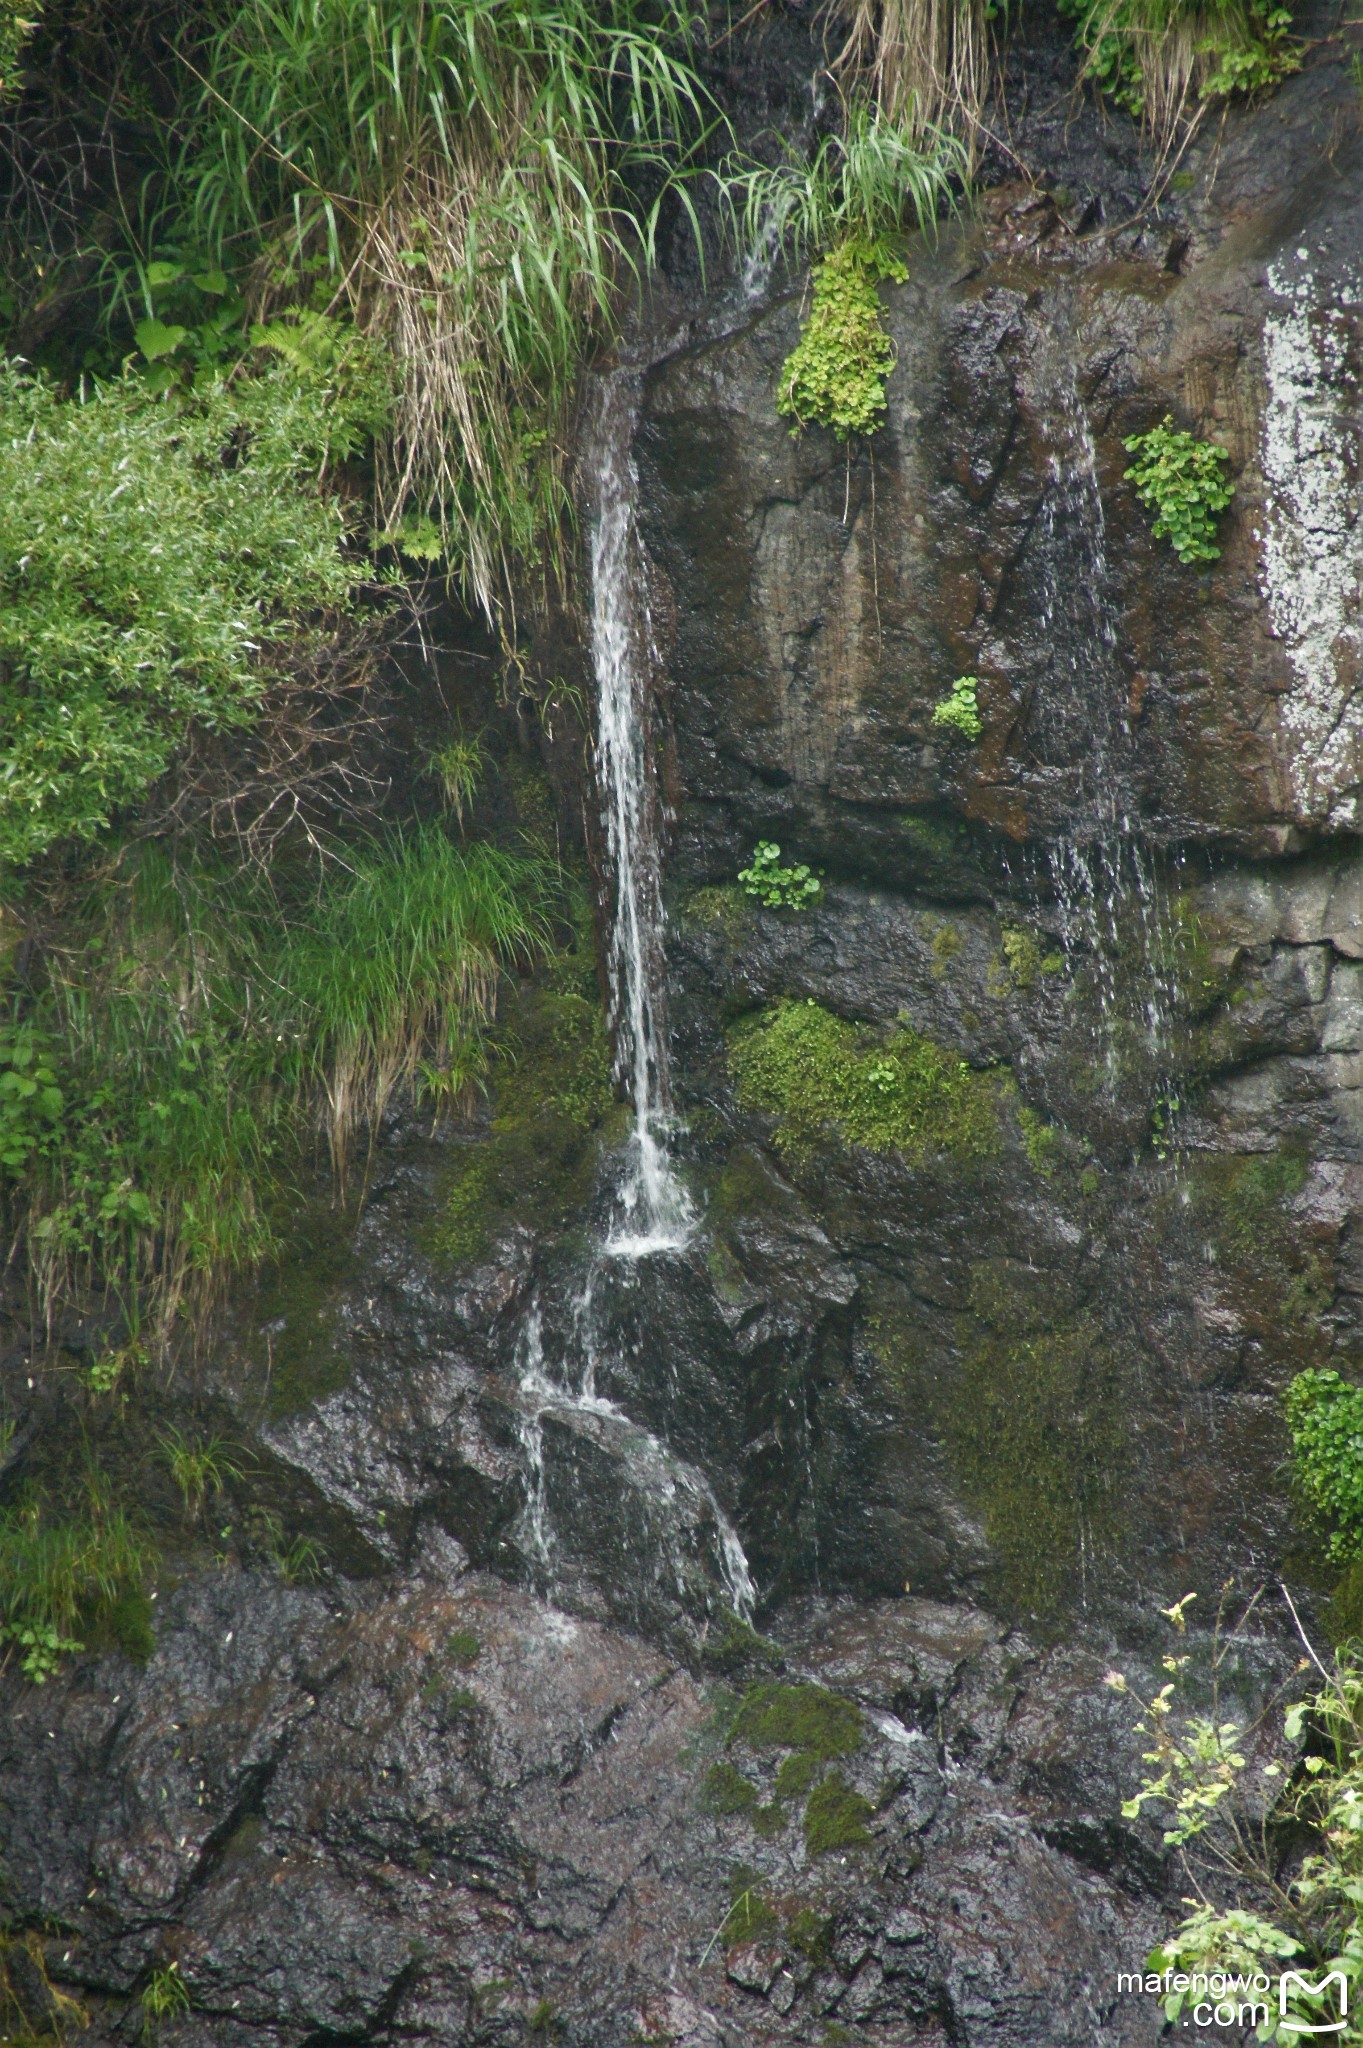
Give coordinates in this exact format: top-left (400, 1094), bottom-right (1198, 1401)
top-left (180, 0), bottom-right (708, 628)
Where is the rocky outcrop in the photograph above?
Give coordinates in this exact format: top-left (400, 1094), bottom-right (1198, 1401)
top-left (7, 12), bottom-right (1363, 2044)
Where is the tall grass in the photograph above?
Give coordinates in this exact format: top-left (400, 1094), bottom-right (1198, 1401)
top-left (274, 827), bottom-right (553, 1177)
top-left (11, 828), bottom-right (555, 1332)
top-left (0, 1471), bottom-right (155, 1675)
top-left (830, 0), bottom-right (991, 154)
top-left (178, 0), bottom-right (708, 626)
top-left (714, 101), bottom-right (967, 272)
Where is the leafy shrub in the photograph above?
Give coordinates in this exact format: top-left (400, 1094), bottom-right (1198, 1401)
top-left (1286, 1369), bottom-right (1363, 1563)
top-left (1105, 1600), bottom-right (1363, 2039)
top-left (931, 675), bottom-right (983, 741)
top-left (777, 236), bottom-right (906, 441)
top-left (1122, 415), bottom-right (1234, 564)
top-left (0, 362), bottom-right (359, 868)
top-left (737, 842), bottom-right (821, 911)
top-left (729, 998), bottom-right (1000, 1162)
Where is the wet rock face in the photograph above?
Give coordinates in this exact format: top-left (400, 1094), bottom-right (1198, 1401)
top-left (0, 1570), bottom-right (1176, 2047)
top-left (640, 61), bottom-right (1363, 857)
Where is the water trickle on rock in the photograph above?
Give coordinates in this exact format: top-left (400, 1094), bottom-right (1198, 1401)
top-left (1026, 340), bottom-right (1182, 1102)
top-left (509, 372), bottom-right (754, 1629)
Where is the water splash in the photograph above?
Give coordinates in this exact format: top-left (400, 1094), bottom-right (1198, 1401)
top-left (584, 372), bottom-right (694, 1254)
top-left (513, 1276), bottom-right (756, 1622)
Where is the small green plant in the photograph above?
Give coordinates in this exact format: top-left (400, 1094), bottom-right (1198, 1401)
top-left (141, 1962), bottom-right (190, 2028)
top-left (737, 842), bottom-right (822, 911)
top-left (777, 235), bottom-right (907, 441)
top-left (428, 733), bottom-right (486, 827)
top-left (155, 1430), bottom-right (245, 1522)
top-left (1286, 1369), bottom-right (1363, 1563)
top-left (1123, 417), bottom-right (1234, 564)
top-left (931, 675), bottom-right (983, 741)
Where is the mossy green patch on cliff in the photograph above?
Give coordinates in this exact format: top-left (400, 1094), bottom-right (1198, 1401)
top-left (729, 1680), bottom-right (863, 1760)
top-left (803, 1771), bottom-right (873, 1856)
top-left (710, 1678), bottom-right (871, 1853)
top-left (728, 999), bottom-right (1001, 1163)
top-left (777, 236), bottom-right (906, 442)
top-left (942, 1268), bottom-right (1130, 1615)
top-left (432, 945), bottom-right (626, 1267)
top-left (256, 1199), bottom-right (358, 1419)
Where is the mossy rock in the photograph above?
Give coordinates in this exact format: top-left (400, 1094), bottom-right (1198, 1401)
top-left (941, 1272), bottom-right (1130, 1616)
top-left (432, 957), bottom-right (626, 1267)
top-left (254, 1206), bottom-right (357, 1421)
top-left (728, 998), bottom-right (1002, 1165)
top-left (728, 1680), bottom-right (863, 1762)
top-left (803, 1771), bottom-right (874, 1857)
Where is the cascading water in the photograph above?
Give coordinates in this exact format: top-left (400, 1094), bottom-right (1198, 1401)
top-left (585, 371), bottom-right (694, 1255)
top-left (1025, 340), bottom-right (1182, 1100)
top-left (508, 371), bottom-right (754, 1629)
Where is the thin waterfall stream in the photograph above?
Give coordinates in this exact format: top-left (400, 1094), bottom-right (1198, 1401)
top-left (510, 370), bottom-right (754, 1627)
top-left (1026, 339), bottom-right (1183, 1106)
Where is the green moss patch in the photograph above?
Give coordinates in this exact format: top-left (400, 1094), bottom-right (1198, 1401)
top-left (803, 1771), bottom-right (874, 1857)
top-left (942, 1270), bottom-right (1130, 1616)
top-left (432, 957), bottom-right (626, 1267)
top-left (728, 998), bottom-right (1000, 1163)
top-left (730, 1680), bottom-right (863, 1760)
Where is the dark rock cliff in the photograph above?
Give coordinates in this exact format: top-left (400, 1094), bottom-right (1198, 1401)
top-left (4, 11), bottom-right (1363, 2045)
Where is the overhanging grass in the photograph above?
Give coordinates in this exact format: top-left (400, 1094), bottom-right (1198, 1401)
top-left (179, 0), bottom-right (709, 625)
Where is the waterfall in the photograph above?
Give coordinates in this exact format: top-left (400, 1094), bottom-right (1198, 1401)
top-left (1027, 342), bottom-right (1181, 1098)
top-left (584, 371), bottom-right (694, 1254)
top-left (506, 371), bottom-right (754, 1629)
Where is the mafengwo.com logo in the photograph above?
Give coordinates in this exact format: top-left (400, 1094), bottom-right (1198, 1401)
top-left (1119, 1964), bottom-right (1349, 2034)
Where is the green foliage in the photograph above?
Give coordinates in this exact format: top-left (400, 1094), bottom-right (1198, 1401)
top-left (716, 104), bottom-right (966, 274)
top-left (803, 1771), bottom-right (874, 1856)
top-left (445, 1627), bottom-right (480, 1668)
top-left (141, 1964), bottom-right (190, 2026)
top-left (1286, 1369), bottom-right (1363, 1564)
top-left (1059, 0), bottom-right (1298, 133)
top-left (155, 1430), bottom-right (245, 1522)
top-left (777, 236), bottom-right (906, 441)
top-left (3, 831), bottom-right (554, 1331)
top-left (429, 733), bottom-right (487, 827)
top-left (718, 106), bottom-right (964, 443)
top-left (0, 0), bottom-right (39, 101)
top-left (0, 1477), bottom-right (155, 1681)
top-left (737, 842), bottom-right (822, 911)
top-left (1107, 1606), bottom-right (1363, 2041)
top-left (1123, 416), bottom-right (1235, 564)
top-left (931, 675), bottom-right (983, 741)
top-left (182, 0), bottom-right (708, 623)
top-left (0, 362), bottom-right (360, 869)
top-left (729, 998), bottom-right (1000, 1163)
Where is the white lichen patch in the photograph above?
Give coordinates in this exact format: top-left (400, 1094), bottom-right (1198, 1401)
top-left (1259, 257), bottom-right (1363, 827)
